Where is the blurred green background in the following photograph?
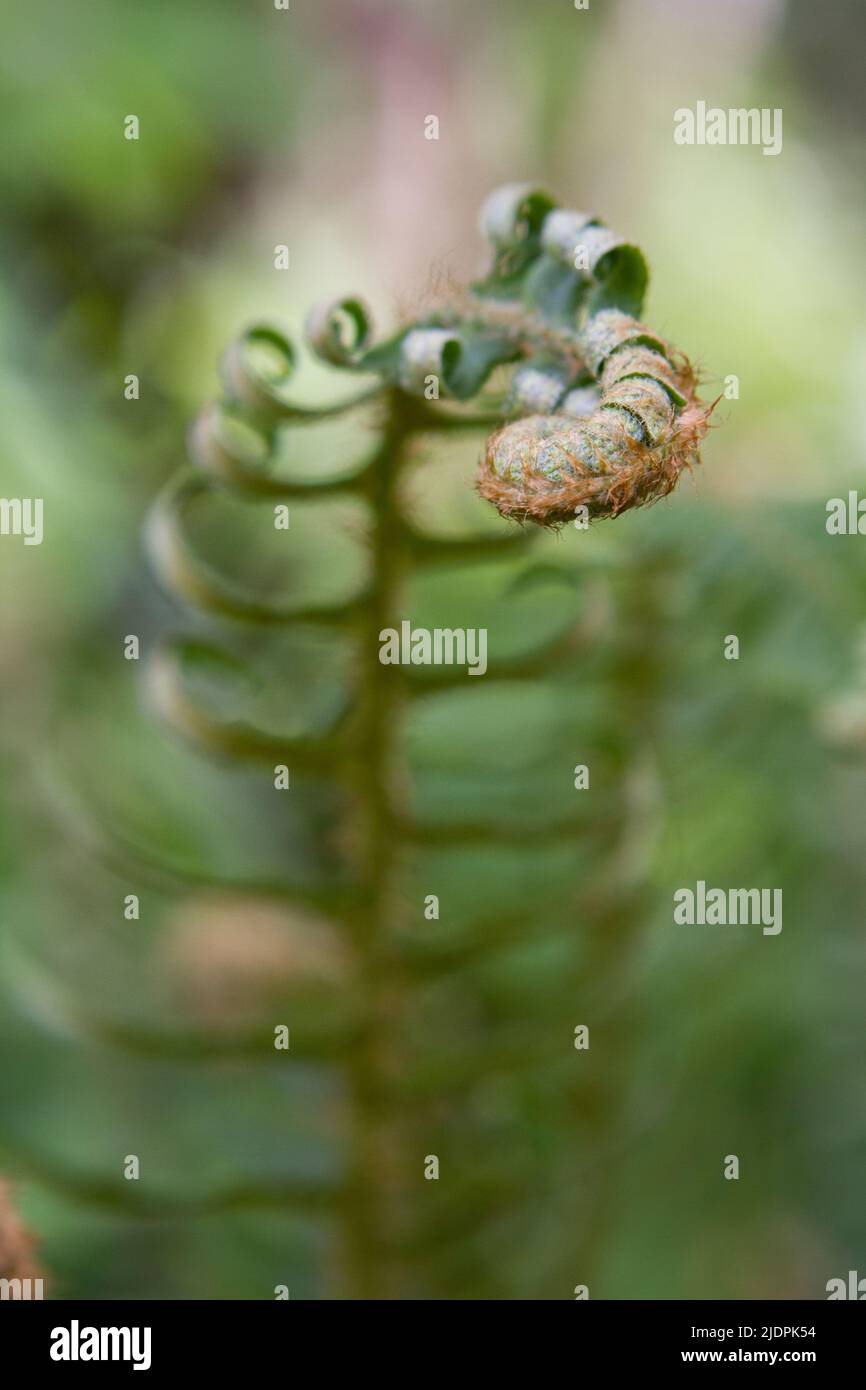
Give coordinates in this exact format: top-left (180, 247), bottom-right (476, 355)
top-left (1, 0), bottom-right (865, 1300)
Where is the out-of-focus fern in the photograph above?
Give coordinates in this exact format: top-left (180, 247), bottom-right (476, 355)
top-left (139, 186), bottom-right (709, 1296)
top-left (0, 188), bottom-right (713, 1298)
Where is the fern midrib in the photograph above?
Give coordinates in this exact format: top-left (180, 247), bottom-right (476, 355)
top-left (341, 389), bottom-right (414, 1299)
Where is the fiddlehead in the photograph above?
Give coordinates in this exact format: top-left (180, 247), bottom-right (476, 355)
top-left (153, 184), bottom-right (709, 546)
top-left (471, 185), bottom-right (710, 525)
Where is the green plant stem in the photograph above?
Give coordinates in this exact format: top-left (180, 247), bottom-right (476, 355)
top-left (340, 390), bottom-right (415, 1299)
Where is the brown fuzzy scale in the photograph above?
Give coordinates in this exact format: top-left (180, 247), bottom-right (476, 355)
top-left (0, 1177), bottom-right (43, 1283)
top-left (477, 341), bottom-right (710, 528)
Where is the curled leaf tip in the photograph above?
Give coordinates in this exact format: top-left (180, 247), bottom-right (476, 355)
top-left (470, 187), bottom-right (712, 527)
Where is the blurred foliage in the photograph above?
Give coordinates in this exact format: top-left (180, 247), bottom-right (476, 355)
top-left (1, 0), bottom-right (865, 1299)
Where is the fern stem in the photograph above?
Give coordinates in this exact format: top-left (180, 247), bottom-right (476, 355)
top-left (340, 389), bottom-right (413, 1299)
